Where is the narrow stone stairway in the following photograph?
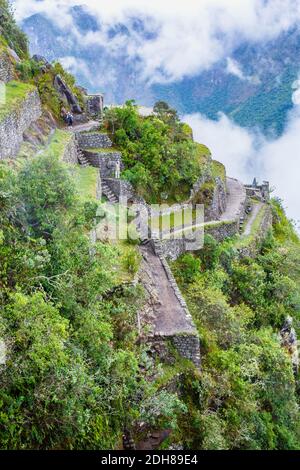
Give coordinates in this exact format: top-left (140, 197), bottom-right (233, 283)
top-left (101, 183), bottom-right (119, 203)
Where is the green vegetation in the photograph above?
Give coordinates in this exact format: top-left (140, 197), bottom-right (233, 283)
top-left (13, 58), bottom-right (85, 121)
top-left (0, 156), bottom-right (185, 449)
top-left (0, 1), bottom-right (28, 58)
top-left (40, 129), bottom-right (72, 158)
top-left (0, 81), bottom-right (35, 122)
top-left (235, 202), bottom-right (267, 249)
top-left (103, 100), bottom-right (211, 204)
top-left (150, 208), bottom-right (197, 232)
top-left (70, 165), bottom-right (99, 201)
top-left (212, 160), bottom-right (226, 183)
top-left (170, 200), bottom-right (300, 449)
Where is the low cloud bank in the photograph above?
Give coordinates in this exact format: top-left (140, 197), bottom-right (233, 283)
top-left (13, 0), bottom-right (300, 84)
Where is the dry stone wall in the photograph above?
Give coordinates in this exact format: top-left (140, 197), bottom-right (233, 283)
top-left (61, 133), bottom-right (79, 164)
top-left (0, 49), bottom-right (14, 83)
top-left (82, 150), bottom-right (123, 177)
top-left (0, 89), bottom-right (42, 159)
top-left (76, 132), bottom-right (112, 149)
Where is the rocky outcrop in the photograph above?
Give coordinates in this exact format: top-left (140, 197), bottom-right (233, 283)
top-left (86, 94), bottom-right (103, 118)
top-left (0, 88), bottom-right (42, 159)
top-left (53, 74), bottom-right (82, 114)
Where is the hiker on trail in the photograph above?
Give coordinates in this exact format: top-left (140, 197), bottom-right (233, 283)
top-left (66, 112), bottom-right (74, 127)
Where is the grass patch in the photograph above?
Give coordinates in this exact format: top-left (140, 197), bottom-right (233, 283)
top-left (150, 208), bottom-right (197, 231)
top-left (69, 165), bottom-right (99, 201)
top-left (195, 142), bottom-right (211, 163)
top-left (0, 81), bottom-right (35, 122)
top-left (40, 129), bottom-right (72, 159)
top-left (234, 205), bottom-right (267, 249)
top-left (212, 160), bottom-right (226, 183)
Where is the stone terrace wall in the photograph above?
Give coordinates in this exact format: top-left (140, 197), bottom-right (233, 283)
top-left (205, 177), bottom-right (227, 221)
top-left (76, 132), bottom-right (112, 149)
top-left (61, 133), bottom-right (78, 164)
top-left (82, 150), bottom-right (123, 177)
top-left (0, 49), bottom-right (14, 84)
top-left (0, 89), bottom-right (42, 159)
top-left (205, 220), bottom-right (239, 242)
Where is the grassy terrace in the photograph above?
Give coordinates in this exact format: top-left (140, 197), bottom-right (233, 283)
top-left (41, 129), bottom-right (72, 158)
top-left (41, 129), bottom-right (99, 201)
top-left (234, 204), bottom-right (268, 249)
top-left (0, 81), bottom-right (35, 122)
top-left (150, 208), bottom-right (197, 231)
top-left (70, 166), bottom-right (99, 201)
top-left (212, 160), bottom-right (226, 183)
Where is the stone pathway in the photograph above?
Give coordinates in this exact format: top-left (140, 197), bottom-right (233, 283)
top-left (163, 177), bottom-right (247, 238)
top-left (242, 202), bottom-right (264, 236)
top-left (140, 244), bottom-right (195, 336)
top-left (65, 120), bottom-right (99, 133)
top-left (219, 177), bottom-right (247, 222)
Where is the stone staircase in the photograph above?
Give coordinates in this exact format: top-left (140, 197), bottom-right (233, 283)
top-left (101, 182), bottom-right (119, 203)
top-left (77, 147), bottom-right (90, 167)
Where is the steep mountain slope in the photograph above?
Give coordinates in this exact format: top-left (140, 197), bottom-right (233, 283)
top-left (21, 7), bottom-right (300, 136)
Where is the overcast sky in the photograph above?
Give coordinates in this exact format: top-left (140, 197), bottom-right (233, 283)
top-left (13, 0), bottom-right (300, 225)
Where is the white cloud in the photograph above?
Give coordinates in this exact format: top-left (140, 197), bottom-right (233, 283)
top-left (13, 0), bottom-right (300, 83)
top-left (226, 58), bottom-right (261, 84)
top-left (184, 106), bottom-right (300, 225)
top-left (226, 58), bottom-right (246, 80)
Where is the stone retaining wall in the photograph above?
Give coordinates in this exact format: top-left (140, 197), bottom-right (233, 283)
top-left (205, 220), bottom-right (239, 242)
top-left (77, 132), bottom-right (112, 149)
top-left (83, 150), bottom-right (123, 177)
top-left (61, 134), bottom-right (79, 164)
top-left (0, 49), bottom-right (14, 83)
top-left (205, 177), bottom-right (227, 221)
top-left (0, 88), bottom-right (42, 159)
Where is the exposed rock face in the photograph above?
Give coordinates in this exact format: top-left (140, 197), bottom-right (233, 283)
top-left (86, 94), bottom-right (103, 118)
top-left (280, 316), bottom-right (299, 373)
top-left (0, 88), bottom-right (42, 159)
top-left (53, 74), bottom-right (82, 114)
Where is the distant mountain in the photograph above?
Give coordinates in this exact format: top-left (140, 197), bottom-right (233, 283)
top-left (22, 6), bottom-right (300, 136)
